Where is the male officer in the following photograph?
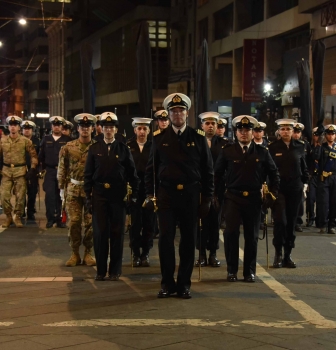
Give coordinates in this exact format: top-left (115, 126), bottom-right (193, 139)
top-left (215, 117), bottom-right (227, 138)
top-left (39, 116), bottom-right (71, 228)
top-left (196, 111), bottom-right (229, 268)
top-left (0, 116), bottom-right (38, 228)
top-left (215, 115), bottom-right (279, 282)
top-left (154, 110), bottom-right (170, 131)
top-left (269, 119), bottom-right (309, 268)
top-left (314, 124), bottom-right (336, 234)
top-left (93, 114), bottom-right (103, 141)
top-left (127, 118), bottom-right (155, 266)
top-left (145, 93), bottom-right (214, 299)
top-left (21, 120), bottom-right (40, 221)
top-left (253, 122), bottom-right (268, 146)
top-left (58, 113), bottom-right (97, 267)
top-left (306, 127), bottom-right (320, 227)
top-left (84, 112), bottom-right (139, 281)
top-left (292, 123), bottom-right (312, 232)
top-left (62, 121), bottom-right (74, 137)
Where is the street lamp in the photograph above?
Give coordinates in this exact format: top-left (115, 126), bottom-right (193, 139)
top-left (18, 18), bottom-right (27, 25)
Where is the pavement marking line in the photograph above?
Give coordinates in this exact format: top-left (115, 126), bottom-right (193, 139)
top-left (219, 231), bottom-right (336, 329)
top-left (241, 320), bottom-right (305, 328)
top-left (0, 322), bottom-right (14, 327)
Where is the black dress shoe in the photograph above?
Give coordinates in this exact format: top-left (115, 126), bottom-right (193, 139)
top-left (95, 275), bottom-right (105, 281)
top-left (108, 274), bottom-right (120, 281)
top-left (177, 288), bottom-right (192, 299)
top-left (46, 221), bottom-right (54, 228)
top-left (27, 214), bottom-right (36, 221)
top-left (282, 255), bottom-right (296, 268)
top-left (306, 219), bottom-right (314, 227)
top-left (132, 255), bottom-right (141, 267)
top-left (244, 274), bottom-right (255, 283)
top-left (141, 254), bottom-right (150, 267)
top-left (195, 254), bottom-right (207, 267)
top-left (157, 287), bottom-right (176, 298)
top-left (208, 254), bottom-right (221, 267)
top-left (273, 252), bottom-right (283, 268)
top-left (295, 225), bottom-right (303, 232)
top-left (227, 273), bottom-right (237, 282)
top-left (57, 221), bottom-right (66, 228)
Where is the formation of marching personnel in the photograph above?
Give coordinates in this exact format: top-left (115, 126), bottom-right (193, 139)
top-left (0, 92), bottom-right (336, 299)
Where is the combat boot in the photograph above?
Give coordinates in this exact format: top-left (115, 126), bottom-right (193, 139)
top-left (65, 251), bottom-right (81, 267)
top-left (2, 214), bottom-right (13, 228)
top-left (83, 249), bottom-right (96, 266)
top-left (13, 214), bottom-right (23, 228)
top-left (273, 248), bottom-right (283, 268)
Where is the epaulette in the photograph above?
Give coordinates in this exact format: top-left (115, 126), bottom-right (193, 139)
top-left (153, 129), bottom-right (161, 136)
top-left (221, 143), bottom-right (232, 149)
top-left (196, 129), bottom-right (205, 136)
top-left (256, 144), bottom-right (268, 150)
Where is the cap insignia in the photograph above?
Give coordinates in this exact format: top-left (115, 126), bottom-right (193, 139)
top-left (256, 123), bottom-right (261, 128)
top-left (83, 116), bottom-right (88, 122)
top-left (11, 117), bottom-right (15, 121)
top-left (25, 122), bottom-right (29, 126)
top-left (295, 124), bottom-right (300, 128)
top-left (106, 116), bottom-right (112, 122)
top-left (172, 95), bottom-right (182, 103)
top-left (329, 125), bottom-right (335, 131)
top-left (161, 111), bottom-right (168, 117)
top-left (54, 118), bottom-right (59, 122)
top-left (241, 117), bottom-right (249, 124)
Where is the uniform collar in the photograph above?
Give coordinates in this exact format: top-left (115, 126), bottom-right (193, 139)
top-left (172, 123), bottom-right (187, 134)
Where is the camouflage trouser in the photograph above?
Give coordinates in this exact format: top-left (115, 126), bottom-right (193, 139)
top-left (1, 175), bottom-right (26, 216)
top-left (66, 195), bottom-right (93, 250)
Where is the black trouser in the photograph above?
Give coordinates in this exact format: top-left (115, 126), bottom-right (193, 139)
top-left (223, 192), bottom-right (261, 277)
top-left (27, 180), bottom-right (38, 217)
top-left (316, 175), bottom-right (336, 229)
top-left (92, 188), bottom-right (126, 277)
top-left (129, 194), bottom-right (155, 256)
top-left (43, 168), bottom-right (62, 223)
top-left (197, 204), bottom-right (220, 254)
top-left (306, 176), bottom-right (317, 223)
top-left (272, 189), bottom-right (302, 253)
top-left (157, 184), bottom-right (199, 292)
top-left (296, 194), bottom-right (304, 226)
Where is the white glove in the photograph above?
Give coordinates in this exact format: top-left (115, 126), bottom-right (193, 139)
top-left (60, 189), bottom-right (65, 201)
top-left (303, 184), bottom-right (308, 199)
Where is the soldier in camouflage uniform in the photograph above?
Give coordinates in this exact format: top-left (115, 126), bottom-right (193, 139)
top-left (57, 113), bottom-right (97, 267)
top-left (0, 116), bottom-right (38, 228)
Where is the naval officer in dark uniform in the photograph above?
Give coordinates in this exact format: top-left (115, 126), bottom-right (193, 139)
top-left (145, 93), bottom-right (214, 299)
top-left (195, 112), bottom-right (229, 268)
top-left (39, 116), bottom-right (71, 228)
top-left (268, 119), bottom-right (309, 268)
top-left (127, 117), bottom-right (155, 267)
top-left (252, 122), bottom-right (269, 147)
top-left (215, 115), bottom-right (280, 282)
top-left (314, 124), bottom-right (336, 234)
top-left (84, 112), bottom-right (139, 281)
top-left (21, 120), bottom-right (40, 221)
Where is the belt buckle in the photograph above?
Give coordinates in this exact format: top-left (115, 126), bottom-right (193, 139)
top-left (242, 191), bottom-right (249, 197)
top-left (177, 184), bottom-right (184, 190)
top-left (10, 164), bottom-right (14, 168)
top-left (322, 171), bottom-right (331, 177)
top-left (104, 183), bottom-right (110, 189)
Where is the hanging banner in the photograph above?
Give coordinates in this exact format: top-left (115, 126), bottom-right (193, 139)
top-left (242, 39), bottom-right (265, 102)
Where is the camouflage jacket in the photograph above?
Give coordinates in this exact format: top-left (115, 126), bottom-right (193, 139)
top-left (57, 139), bottom-right (96, 197)
top-left (0, 134), bottom-right (38, 177)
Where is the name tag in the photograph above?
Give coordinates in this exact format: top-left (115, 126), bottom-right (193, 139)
top-left (275, 153), bottom-right (282, 156)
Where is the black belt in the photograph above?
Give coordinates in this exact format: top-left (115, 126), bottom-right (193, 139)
top-left (3, 163), bottom-right (26, 168)
top-left (46, 165), bottom-right (58, 169)
top-left (227, 189), bottom-right (261, 197)
top-left (160, 181), bottom-right (199, 190)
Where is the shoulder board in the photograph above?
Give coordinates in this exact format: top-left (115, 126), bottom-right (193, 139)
top-left (221, 143), bottom-right (232, 149)
top-left (153, 129), bottom-right (161, 136)
top-left (196, 129), bottom-right (205, 136)
top-left (256, 144), bottom-right (268, 150)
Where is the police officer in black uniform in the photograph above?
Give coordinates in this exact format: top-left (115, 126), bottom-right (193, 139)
top-left (306, 127), bottom-right (320, 227)
top-left (127, 117), bottom-right (155, 267)
top-left (195, 112), bottom-right (229, 268)
top-left (269, 119), bottom-right (309, 268)
top-left (39, 116), bottom-right (71, 228)
top-left (314, 124), bottom-right (336, 234)
top-left (84, 112), bottom-right (139, 281)
top-left (21, 120), bottom-right (40, 221)
top-left (215, 115), bottom-right (280, 282)
top-left (145, 93), bottom-right (214, 299)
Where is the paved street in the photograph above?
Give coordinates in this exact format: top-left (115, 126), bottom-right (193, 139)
top-left (0, 187), bottom-right (335, 349)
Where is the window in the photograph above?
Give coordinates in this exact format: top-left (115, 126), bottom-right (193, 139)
top-left (148, 21), bottom-right (168, 48)
top-left (198, 17), bottom-right (208, 46)
top-left (213, 4), bottom-right (233, 41)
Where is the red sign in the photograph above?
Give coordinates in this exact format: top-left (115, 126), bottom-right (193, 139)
top-left (242, 39), bottom-right (265, 102)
